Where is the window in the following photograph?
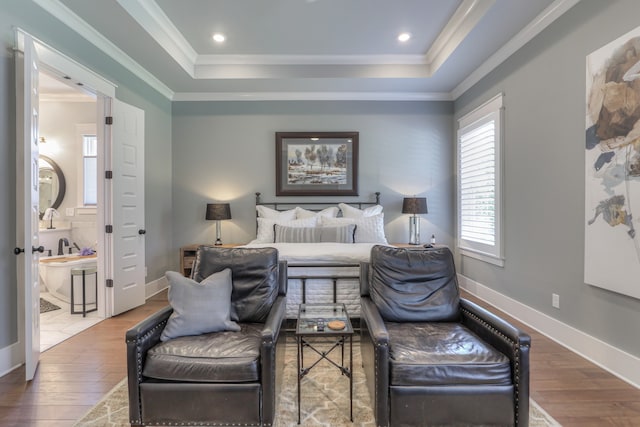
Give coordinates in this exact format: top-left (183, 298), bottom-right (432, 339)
top-left (83, 134), bottom-right (97, 205)
top-left (457, 93), bottom-right (504, 266)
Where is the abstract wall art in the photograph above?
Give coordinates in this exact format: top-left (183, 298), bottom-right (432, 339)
top-left (585, 26), bottom-right (640, 300)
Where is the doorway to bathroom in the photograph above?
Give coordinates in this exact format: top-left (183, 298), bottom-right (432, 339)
top-left (16, 30), bottom-right (147, 381)
top-left (37, 70), bottom-right (102, 352)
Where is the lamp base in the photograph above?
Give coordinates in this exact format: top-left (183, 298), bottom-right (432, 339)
top-left (408, 216), bottom-right (421, 245)
top-left (214, 221), bottom-right (223, 245)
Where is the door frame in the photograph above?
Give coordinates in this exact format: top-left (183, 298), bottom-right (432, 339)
top-left (15, 28), bottom-right (117, 368)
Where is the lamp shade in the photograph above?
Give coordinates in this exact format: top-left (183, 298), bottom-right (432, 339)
top-left (402, 197), bottom-right (428, 214)
top-left (206, 203), bottom-right (232, 220)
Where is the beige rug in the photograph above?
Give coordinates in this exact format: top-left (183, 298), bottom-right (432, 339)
top-left (74, 338), bottom-right (560, 426)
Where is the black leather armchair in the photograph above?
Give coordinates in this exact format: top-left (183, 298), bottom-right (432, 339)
top-left (360, 246), bottom-right (530, 427)
top-left (126, 246), bottom-right (287, 426)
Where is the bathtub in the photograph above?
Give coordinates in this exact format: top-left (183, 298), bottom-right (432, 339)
top-left (39, 254), bottom-right (98, 304)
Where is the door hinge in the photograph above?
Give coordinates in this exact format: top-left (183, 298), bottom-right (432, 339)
top-left (105, 170), bottom-right (113, 179)
top-left (105, 116), bottom-right (113, 125)
top-left (105, 225), bottom-right (113, 233)
top-left (106, 279), bottom-right (114, 288)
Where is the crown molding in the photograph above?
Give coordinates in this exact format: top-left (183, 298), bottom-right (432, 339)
top-left (115, 0), bottom-right (197, 76)
top-left (424, 0), bottom-right (495, 75)
top-left (452, 0), bottom-right (583, 99)
top-left (33, 0), bottom-right (174, 99)
top-left (34, 0), bottom-right (581, 102)
top-left (172, 91), bottom-right (453, 102)
top-left (195, 54), bottom-right (428, 66)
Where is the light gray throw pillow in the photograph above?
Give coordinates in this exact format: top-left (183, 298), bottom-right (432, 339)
top-left (161, 269), bottom-right (240, 341)
top-left (320, 224), bottom-right (356, 243)
top-left (274, 225), bottom-right (321, 243)
top-left (273, 224), bottom-right (356, 243)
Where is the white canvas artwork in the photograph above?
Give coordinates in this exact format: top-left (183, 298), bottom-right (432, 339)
top-left (585, 26), bottom-right (640, 300)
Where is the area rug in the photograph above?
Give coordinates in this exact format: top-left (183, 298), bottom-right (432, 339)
top-left (74, 338), bottom-right (561, 426)
top-left (40, 297), bottom-right (61, 313)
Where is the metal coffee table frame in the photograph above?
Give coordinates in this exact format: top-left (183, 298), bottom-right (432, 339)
top-left (295, 303), bottom-right (353, 424)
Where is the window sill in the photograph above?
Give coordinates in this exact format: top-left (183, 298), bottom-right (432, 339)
top-left (459, 247), bottom-right (504, 267)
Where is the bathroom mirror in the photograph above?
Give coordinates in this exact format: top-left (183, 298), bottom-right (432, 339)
top-left (39, 155), bottom-right (66, 219)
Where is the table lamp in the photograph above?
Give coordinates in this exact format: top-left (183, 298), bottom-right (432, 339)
top-left (206, 203), bottom-right (232, 245)
top-left (402, 197), bottom-right (428, 245)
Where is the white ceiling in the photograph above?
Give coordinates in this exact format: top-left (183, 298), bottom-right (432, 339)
top-left (37, 0), bottom-right (581, 101)
top-left (39, 71), bottom-right (96, 102)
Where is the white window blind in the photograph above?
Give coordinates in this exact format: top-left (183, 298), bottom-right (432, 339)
top-left (457, 94), bottom-right (503, 266)
top-left (83, 135), bottom-right (97, 206)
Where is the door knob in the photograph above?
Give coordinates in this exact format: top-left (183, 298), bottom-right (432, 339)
top-left (138, 229), bottom-right (146, 235)
top-left (14, 247), bottom-right (24, 255)
top-left (33, 246), bottom-right (45, 253)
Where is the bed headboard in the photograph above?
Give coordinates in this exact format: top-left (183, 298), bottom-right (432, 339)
top-left (255, 191), bottom-right (381, 213)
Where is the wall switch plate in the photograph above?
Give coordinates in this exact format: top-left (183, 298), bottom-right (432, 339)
top-left (66, 208), bottom-right (75, 216)
top-left (552, 293), bottom-right (560, 309)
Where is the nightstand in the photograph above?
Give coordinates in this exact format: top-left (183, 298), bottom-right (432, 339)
top-left (180, 243), bottom-right (242, 277)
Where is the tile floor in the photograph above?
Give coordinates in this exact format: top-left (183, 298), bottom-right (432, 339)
top-left (39, 291), bottom-right (103, 352)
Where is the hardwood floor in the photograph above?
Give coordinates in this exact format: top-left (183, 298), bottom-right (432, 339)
top-left (1, 290), bottom-right (639, 426)
top-left (463, 292), bottom-right (640, 427)
top-left (0, 292), bottom-right (168, 427)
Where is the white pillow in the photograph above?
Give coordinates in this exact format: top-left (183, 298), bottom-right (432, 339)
top-left (255, 216), bottom-right (318, 243)
top-left (339, 203), bottom-right (384, 218)
top-left (321, 214), bottom-right (387, 244)
top-left (256, 205), bottom-right (296, 221)
top-left (295, 206), bottom-right (339, 219)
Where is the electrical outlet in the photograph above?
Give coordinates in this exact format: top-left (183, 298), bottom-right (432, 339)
top-left (552, 293), bottom-right (560, 309)
top-left (66, 208), bottom-right (75, 217)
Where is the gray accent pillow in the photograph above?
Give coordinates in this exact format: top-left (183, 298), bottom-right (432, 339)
top-left (274, 225), bottom-right (321, 243)
top-left (161, 269), bottom-right (240, 341)
top-left (273, 224), bottom-right (356, 243)
top-left (320, 224), bottom-right (356, 243)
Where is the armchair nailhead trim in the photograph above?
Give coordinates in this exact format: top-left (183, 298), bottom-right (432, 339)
top-left (374, 341), bottom-right (388, 426)
top-left (127, 318), bottom-right (169, 425)
top-left (461, 307), bottom-right (531, 427)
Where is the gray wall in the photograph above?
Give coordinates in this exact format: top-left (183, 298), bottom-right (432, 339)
top-left (455, 0), bottom-right (640, 357)
top-left (171, 101), bottom-right (454, 253)
top-left (0, 1), bottom-right (172, 352)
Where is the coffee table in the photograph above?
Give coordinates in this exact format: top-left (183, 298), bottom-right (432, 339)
top-left (295, 303), bottom-right (353, 424)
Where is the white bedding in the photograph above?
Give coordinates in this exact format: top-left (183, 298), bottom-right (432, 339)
top-left (243, 242), bottom-right (379, 264)
top-left (242, 242), bottom-right (385, 318)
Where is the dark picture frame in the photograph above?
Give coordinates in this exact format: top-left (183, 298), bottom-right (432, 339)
top-left (276, 131), bottom-right (359, 196)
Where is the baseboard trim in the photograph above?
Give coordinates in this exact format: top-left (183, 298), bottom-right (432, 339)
top-left (145, 276), bottom-right (168, 299)
top-left (0, 341), bottom-right (23, 378)
top-left (458, 274), bottom-right (640, 389)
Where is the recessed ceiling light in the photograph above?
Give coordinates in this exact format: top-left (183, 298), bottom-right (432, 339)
top-left (212, 33), bottom-right (226, 43)
top-left (398, 32), bottom-right (411, 42)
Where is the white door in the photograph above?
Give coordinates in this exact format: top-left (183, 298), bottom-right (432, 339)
top-left (15, 33), bottom-right (42, 381)
top-left (110, 99), bottom-right (146, 315)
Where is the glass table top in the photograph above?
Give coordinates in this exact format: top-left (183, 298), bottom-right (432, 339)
top-left (296, 303), bottom-right (353, 335)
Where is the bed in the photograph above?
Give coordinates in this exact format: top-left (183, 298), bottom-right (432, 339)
top-left (242, 192), bottom-right (387, 318)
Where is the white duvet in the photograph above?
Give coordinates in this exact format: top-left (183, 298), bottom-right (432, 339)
top-left (242, 242), bottom-right (384, 264)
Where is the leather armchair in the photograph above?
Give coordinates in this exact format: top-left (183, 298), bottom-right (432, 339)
top-left (126, 246), bottom-right (287, 426)
top-left (360, 245), bottom-right (530, 427)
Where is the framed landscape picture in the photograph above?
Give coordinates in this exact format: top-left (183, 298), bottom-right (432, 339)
top-left (275, 131), bottom-right (359, 196)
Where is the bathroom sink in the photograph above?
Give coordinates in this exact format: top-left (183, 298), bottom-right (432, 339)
top-left (40, 254), bottom-right (97, 264)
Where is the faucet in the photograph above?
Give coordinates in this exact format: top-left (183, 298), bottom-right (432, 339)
top-left (57, 238), bottom-right (69, 256)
